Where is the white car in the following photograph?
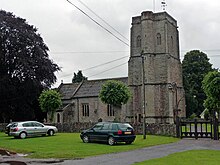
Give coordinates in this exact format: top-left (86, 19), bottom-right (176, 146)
top-left (10, 121), bottom-right (58, 139)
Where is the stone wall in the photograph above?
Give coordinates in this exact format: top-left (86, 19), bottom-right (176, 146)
top-left (54, 122), bottom-right (96, 133)
top-left (53, 122), bottom-right (176, 137)
top-left (146, 123), bottom-right (176, 136)
top-left (0, 122), bottom-right (176, 137)
top-left (132, 123), bottom-right (176, 136)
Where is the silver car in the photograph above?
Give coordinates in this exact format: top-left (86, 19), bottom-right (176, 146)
top-left (10, 121), bottom-right (58, 139)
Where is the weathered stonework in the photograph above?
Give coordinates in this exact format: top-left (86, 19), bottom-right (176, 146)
top-left (55, 11), bottom-right (186, 127)
top-left (128, 11), bottom-right (185, 124)
top-left (55, 78), bottom-right (128, 124)
top-left (52, 122), bottom-right (176, 136)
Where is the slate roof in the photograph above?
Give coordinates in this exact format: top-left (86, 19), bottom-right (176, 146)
top-left (58, 77), bottom-right (128, 99)
top-left (58, 82), bottom-right (81, 100)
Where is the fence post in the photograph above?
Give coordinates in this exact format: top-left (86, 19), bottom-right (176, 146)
top-left (195, 119), bottom-right (198, 139)
top-left (176, 116), bottom-right (180, 138)
top-left (213, 117), bottom-right (219, 140)
top-left (210, 119), bottom-right (213, 139)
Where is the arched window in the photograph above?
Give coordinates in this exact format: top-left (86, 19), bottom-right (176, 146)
top-left (156, 33), bottom-right (161, 45)
top-left (136, 35), bottom-right (141, 47)
top-left (57, 113), bottom-right (60, 123)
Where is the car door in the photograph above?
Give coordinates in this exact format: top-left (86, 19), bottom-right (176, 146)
top-left (22, 122), bottom-right (35, 136)
top-left (99, 123), bottom-right (110, 142)
top-left (89, 123), bottom-right (103, 141)
top-left (32, 122), bottom-right (45, 135)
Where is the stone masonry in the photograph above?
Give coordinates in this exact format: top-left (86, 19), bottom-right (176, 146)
top-left (55, 11), bottom-right (186, 125)
top-left (128, 11), bottom-right (185, 124)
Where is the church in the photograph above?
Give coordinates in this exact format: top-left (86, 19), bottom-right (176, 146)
top-left (55, 11), bottom-right (186, 124)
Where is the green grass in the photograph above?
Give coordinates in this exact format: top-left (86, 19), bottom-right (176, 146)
top-left (133, 150), bottom-right (220, 165)
top-left (181, 123), bottom-right (212, 132)
top-left (0, 133), bottom-right (178, 159)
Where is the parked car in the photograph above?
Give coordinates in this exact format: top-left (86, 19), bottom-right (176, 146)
top-left (80, 122), bottom-right (136, 145)
top-left (9, 121), bottom-right (58, 139)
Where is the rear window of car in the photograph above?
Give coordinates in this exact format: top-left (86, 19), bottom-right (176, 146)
top-left (118, 123), bottom-right (133, 130)
top-left (11, 123), bottom-right (18, 127)
top-left (110, 124), bottom-right (118, 130)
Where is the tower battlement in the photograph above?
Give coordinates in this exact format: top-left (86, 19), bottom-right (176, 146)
top-left (132, 11), bottom-right (177, 27)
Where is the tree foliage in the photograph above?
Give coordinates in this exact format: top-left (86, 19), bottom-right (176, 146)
top-left (99, 80), bottom-right (131, 106)
top-left (39, 90), bottom-right (62, 122)
top-left (182, 50), bottom-right (213, 117)
top-left (202, 71), bottom-right (220, 116)
top-left (0, 10), bottom-right (60, 122)
top-left (72, 70), bottom-right (87, 83)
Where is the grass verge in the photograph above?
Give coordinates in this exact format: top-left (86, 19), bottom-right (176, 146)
top-left (0, 133), bottom-right (178, 159)
top-left (133, 150), bottom-right (220, 165)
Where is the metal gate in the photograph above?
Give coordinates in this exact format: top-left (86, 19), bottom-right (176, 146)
top-left (176, 117), bottom-right (219, 140)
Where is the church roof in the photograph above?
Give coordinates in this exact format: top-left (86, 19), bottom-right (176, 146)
top-left (58, 82), bottom-right (81, 100)
top-left (58, 77), bottom-right (128, 99)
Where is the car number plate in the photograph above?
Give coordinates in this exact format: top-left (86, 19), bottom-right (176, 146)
top-left (124, 131), bottom-right (131, 134)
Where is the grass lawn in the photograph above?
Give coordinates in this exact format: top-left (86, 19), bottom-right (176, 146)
top-left (0, 133), bottom-right (178, 159)
top-left (133, 150), bottom-right (220, 165)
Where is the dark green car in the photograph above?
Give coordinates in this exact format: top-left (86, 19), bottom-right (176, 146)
top-left (80, 122), bottom-right (136, 145)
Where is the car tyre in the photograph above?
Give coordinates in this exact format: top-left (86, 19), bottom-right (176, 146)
top-left (82, 135), bottom-right (89, 143)
top-left (108, 136), bottom-right (115, 146)
top-left (19, 132), bottom-right (27, 139)
top-left (48, 129), bottom-right (54, 136)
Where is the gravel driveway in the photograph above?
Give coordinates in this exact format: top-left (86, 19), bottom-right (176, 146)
top-left (1, 139), bottom-right (220, 165)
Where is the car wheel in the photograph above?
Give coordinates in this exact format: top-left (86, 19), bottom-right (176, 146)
top-left (108, 136), bottom-right (115, 146)
top-left (82, 135), bottom-right (89, 143)
top-left (19, 132), bottom-right (27, 139)
top-left (48, 129), bottom-right (54, 136)
top-left (125, 141), bottom-right (132, 144)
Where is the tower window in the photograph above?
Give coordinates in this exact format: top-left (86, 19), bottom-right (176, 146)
top-left (107, 104), bottom-right (114, 116)
top-left (136, 35), bottom-right (141, 47)
top-left (171, 36), bottom-right (174, 50)
top-left (82, 103), bottom-right (89, 116)
top-left (156, 33), bottom-right (161, 45)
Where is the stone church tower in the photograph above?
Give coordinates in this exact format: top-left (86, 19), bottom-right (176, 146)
top-left (128, 11), bottom-right (185, 124)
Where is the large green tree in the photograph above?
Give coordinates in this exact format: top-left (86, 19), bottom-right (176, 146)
top-left (202, 71), bottom-right (220, 117)
top-left (72, 70), bottom-right (87, 83)
top-left (99, 80), bottom-right (131, 121)
top-left (182, 50), bottom-right (213, 117)
top-left (0, 10), bottom-right (60, 122)
top-left (99, 80), bottom-right (131, 106)
top-left (39, 90), bottom-right (62, 122)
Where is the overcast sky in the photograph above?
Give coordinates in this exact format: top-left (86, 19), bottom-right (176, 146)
top-left (1, 0), bottom-right (220, 87)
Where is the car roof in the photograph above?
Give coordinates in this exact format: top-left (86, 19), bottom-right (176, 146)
top-left (16, 121), bottom-right (41, 124)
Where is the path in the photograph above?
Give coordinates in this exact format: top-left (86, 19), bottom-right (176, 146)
top-left (1, 139), bottom-right (220, 165)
